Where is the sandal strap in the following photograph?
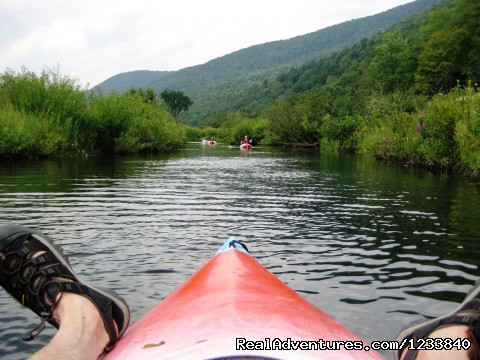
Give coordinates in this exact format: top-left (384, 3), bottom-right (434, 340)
top-left (1, 224), bottom-right (130, 351)
top-left (401, 311), bottom-right (480, 360)
top-left (1, 244), bottom-right (78, 317)
top-left (40, 281), bottom-right (119, 346)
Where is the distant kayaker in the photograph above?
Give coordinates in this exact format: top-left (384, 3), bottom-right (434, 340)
top-left (242, 135), bottom-right (250, 145)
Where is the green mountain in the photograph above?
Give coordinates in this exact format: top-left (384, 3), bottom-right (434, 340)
top-left (250, 0), bottom-right (480, 176)
top-left (94, 70), bottom-right (172, 93)
top-left (94, 0), bottom-right (439, 124)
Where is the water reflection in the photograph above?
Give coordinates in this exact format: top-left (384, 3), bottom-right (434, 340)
top-left (0, 144), bottom-right (479, 359)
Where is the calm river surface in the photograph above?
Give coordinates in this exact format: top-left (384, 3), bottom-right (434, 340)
top-left (1, 143), bottom-right (479, 359)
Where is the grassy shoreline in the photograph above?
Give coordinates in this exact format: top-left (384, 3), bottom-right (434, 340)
top-left (1, 68), bottom-right (478, 179)
top-left (0, 68), bottom-right (186, 158)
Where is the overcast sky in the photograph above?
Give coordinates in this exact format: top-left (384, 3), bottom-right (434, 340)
top-left (0, 0), bottom-right (415, 87)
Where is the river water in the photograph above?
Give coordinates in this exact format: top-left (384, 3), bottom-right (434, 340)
top-left (1, 143), bottom-right (479, 359)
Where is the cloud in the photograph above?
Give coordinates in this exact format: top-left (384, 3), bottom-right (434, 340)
top-left (0, 0), bottom-right (414, 87)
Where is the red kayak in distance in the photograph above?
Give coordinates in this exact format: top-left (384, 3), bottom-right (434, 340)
top-left (102, 239), bottom-right (384, 360)
top-left (240, 143), bottom-right (253, 151)
top-left (208, 140), bottom-right (217, 145)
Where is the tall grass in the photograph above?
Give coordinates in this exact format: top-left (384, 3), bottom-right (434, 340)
top-left (0, 68), bottom-right (186, 158)
top-left (259, 85), bottom-right (479, 178)
top-left (358, 85), bottom-right (480, 177)
top-left (0, 103), bottom-right (66, 157)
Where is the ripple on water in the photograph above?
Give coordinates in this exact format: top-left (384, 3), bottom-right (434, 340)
top-left (1, 147), bottom-right (479, 360)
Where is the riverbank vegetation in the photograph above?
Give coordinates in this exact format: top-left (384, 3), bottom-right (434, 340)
top-left (0, 68), bottom-right (185, 157)
top-left (1, 0), bottom-right (478, 179)
top-left (194, 0), bottom-right (480, 178)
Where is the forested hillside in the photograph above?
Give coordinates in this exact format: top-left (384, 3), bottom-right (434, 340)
top-left (228, 0), bottom-right (478, 177)
top-left (2, 0), bottom-right (478, 178)
top-left (255, 0), bottom-right (479, 128)
top-left (95, 70), bottom-right (172, 93)
top-left (95, 0), bottom-right (439, 122)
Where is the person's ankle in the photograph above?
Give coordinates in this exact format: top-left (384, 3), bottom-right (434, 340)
top-left (31, 292), bottom-right (112, 359)
top-left (53, 292), bottom-right (111, 345)
top-left (412, 325), bottom-right (472, 360)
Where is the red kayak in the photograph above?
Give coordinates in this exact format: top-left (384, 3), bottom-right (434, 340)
top-left (208, 140), bottom-right (217, 145)
top-left (102, 239), bottom-right (384, 360)
top-left (240, 143), bottom-right (252, 151)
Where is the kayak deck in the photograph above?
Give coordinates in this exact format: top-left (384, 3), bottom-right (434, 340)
top-left (103, 239), bottom-right (383, 359)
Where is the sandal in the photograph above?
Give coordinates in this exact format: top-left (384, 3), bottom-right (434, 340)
top-left (394, 279), bottom-right (480, 360)
top-left (0, 224), bottom-right (130, 350)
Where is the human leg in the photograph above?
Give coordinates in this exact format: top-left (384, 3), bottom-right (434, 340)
top-left (29, 292), bottom-right (110, 360)
top-left (412, 326), bottom-right (472, 360)
top-left (0, 224), bottom-right (130, 360)
top-left (395, 280), bottom-right (480, 360)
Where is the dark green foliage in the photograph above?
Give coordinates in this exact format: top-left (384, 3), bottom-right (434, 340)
top-left (94, 0), bottom-right (438, 124)
top-left (415, 27), bottom-right (465, 94)
top-left (128, 87), bottom-right (157, 105)
top-left (239, 0), bottom-right (478, 177)
top-left (93, 70), bottom-right (172, 92)
top-left (2, 0), bottom-right (479, 178)
top-left (322, 115), bottom-right (365, 152)
top-left (459, 0), bottom-right (480, 81)
top-left (359, 85), bottom-right (480, 177)
top-left (230, 117), bottom-right (266, 145)
top-left (369, 31), bottom-right (413, 92)
top-left (160, 90), bottom-right (193, 119)
top-left (86, 92), bottom-right (135, 153)
top-left (263, 91), bottom-right (330, 147)
top-left (419, 96), bottom-right (459, 165)
top-left (455, 87), bottom-right (480, 177)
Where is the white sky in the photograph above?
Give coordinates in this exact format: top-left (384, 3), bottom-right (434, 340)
top-left (0, 0), bottom-right (415, 87)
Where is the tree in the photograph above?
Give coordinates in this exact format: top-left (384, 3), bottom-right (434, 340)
top-left (128, 87), bottom-right (157, 104)
top-left (415, 26), bottom-right (465, 94)
top-left (160, 90), bottom-right (193, 118)
top-left (369, 31), bottom-right (411, 92)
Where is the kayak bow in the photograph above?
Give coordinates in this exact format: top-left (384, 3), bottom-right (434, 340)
top-left (103, 238), bottom-right (383, 359)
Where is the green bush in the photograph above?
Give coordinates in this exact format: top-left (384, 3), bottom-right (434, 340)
top-left (116, 115), bottom-right (184, 153)
top-left (417, 93), bottom-right (459, 167)
top-left (184, 126), bottom-right (204, 142)
top-left (0, 68), bottom-right (187, 158)
top-left (1, 67), bottom-right (86, 121)
top-left (192, 127), bottom-right (230, 143)
top-left (321, 115), bottom-right (364, 151)
top-left (359, 86), bottom-right (480, 176)
top-left (361, 124), bottom-right (421, 163)
top-left (86, 92), bottom-right (139, 153)
top-left (453, 87), bottom-right (480, 177)
top-left (88, 92), bottom-right (185, 154)
top-left (0, 103), bottom-right (66, 157)
top-left (359, 111), bottom-right (422, 164)
top-left (263, 90), bottom-right (331, 147)
top-left (231, 117), bottom-right (266, 145)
